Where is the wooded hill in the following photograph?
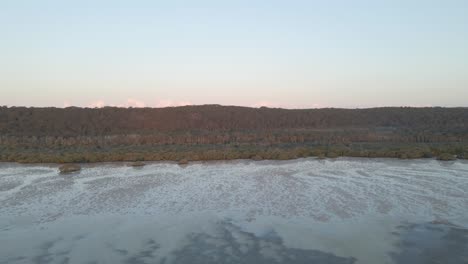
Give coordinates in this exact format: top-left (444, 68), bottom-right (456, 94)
top-left (0, 105), bottom-right (467, 163)
top-left (1, 105), bottom-right (467, 136)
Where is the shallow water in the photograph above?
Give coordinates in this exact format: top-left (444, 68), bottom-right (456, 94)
top-left (0, 158), bottom-right (467, 264)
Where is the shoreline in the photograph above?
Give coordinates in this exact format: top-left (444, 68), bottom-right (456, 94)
top-left (1, 155), bottom-right (466, 166)
top-left (1, 143), bottom-right (466, 164)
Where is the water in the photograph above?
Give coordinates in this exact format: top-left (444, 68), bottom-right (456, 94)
top-left (0, 158), bottom-right (467, 264)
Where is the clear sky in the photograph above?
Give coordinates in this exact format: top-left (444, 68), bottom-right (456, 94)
top-left (1, 0), bottom-right (467, 108)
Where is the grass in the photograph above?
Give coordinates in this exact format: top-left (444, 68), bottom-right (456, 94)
top-left (1, 142), bottom-right (467, 163)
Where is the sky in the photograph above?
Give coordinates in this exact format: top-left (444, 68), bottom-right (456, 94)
top-left (1, 0), bottom-right (467, 108)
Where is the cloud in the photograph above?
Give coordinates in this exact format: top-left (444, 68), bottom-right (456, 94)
top-left (251, 101), bottom-right (279, 108)
top-left (119, 98), bottom-right (146, 108)
top-left (63, 101), bottom-right (71, 108)
top-left (251, 101), bottom-right (325, 109)
top-left (87, 98), bottom-right (146, 108)
top-left (84, 98), bottom-right (192, 108)
top-left (88, 100), bottom-right (105, 108)
top-left (308, 103), bottom-right (323, 109)
top-left (155, 100), bottom-right (192, 108)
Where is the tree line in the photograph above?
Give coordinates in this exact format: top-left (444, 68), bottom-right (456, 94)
top-left (1, 105), bottom-right (467, 135)
top-left (1, 105), bottom-right (467, 163)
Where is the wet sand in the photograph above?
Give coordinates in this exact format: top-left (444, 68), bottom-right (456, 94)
top-left (0, 158), bottom-right (467, 264)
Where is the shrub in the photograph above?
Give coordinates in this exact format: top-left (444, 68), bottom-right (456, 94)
top-left (59, 164), bottom-right (81, 173)
top-left (437, 153), bottom-right (456, 161)
top-left (130, 161), bottom-right (145, 167)
top-left (178, 159), bottom-right (189, 165)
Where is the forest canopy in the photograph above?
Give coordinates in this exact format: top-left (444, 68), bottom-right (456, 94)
top-left (1, 105), bottom-right (467, 163)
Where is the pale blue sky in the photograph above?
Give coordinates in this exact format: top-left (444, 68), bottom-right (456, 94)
top-left (1, 0), bottom-right (467, 108)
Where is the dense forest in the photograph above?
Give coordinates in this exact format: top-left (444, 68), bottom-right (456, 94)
top-left (1, 105), bottom-right (467, 163)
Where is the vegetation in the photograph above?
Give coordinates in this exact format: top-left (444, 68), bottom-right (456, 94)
top-left (59, 164), bottom-right (81, 173)
top-left (1, 105), bottom-right (467, 163)
top-left (130, 161), bottom-right (145, 167)
top-left (437, 153), bottom-right (456, 161)
top-left (178, 159), bottom-right (189, 165)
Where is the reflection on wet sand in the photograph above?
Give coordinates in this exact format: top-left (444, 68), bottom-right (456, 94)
top-left (2, 217), bottom-right (467, 264)
top-left (170, 221), bottom-right (356, 264)
top-left (391, 222), bottom-right (468, 264)
top-left (0, 158), bottom-right (467, 263)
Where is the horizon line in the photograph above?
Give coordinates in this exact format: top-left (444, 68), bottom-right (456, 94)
top-left (2, 104), bottom-right (467, 110)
